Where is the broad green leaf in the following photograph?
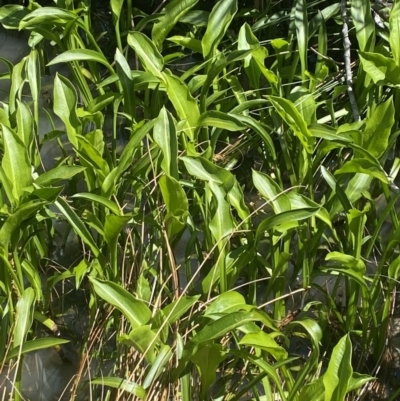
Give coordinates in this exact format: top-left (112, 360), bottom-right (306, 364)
top-left (201, 0), bottom-right (237, 59)
top-left (20, 7), bottom-right (78, 28)
top-left (199, 111), bottom-right (246, 131)
top-left (119, 326), bottom-right (159, 363)
top-left (0, 5), bottom-right (30, 29)
top-left (90, 278), bottom-right (152, 329)
top-left (252, 170), bottom-right (291, 214)
top-left (268, 95), bottom-right (314, 153)
top-left (55, 197), bottom-right (100, 257)
top-left (359, 51), bottom-right (400, 86)
top-left (199, 49), bottom-right (252, 112)
top-left (48, 49), bottom-right (112, 71)
top-left (326, 251), bottom-right (365, 273)
top-left (256, 208), bottom-right (320, 238)
top-left (351, 0), bottom-right (375, 52)
top-left (238, 23), bottom-right (264, 89)
top-left (53, 74), bottom-right (81, 147)
top-left (6, 338), bottom-right (70, 362)
top-left (152, 0), bottom-right (199, 49)
top-left (35, 166), bottom-right (86, 186)
top-left (190, 344), bottom-right (226, 399)
top-left (154, 107), bottom-right (178, 178)
top-left (15, 100), bottom-right (33, 146)
top-left (299, 377), bottom-right (325, 401)
top-left (167, 36), bottom-right (202, 53)
top-left (0, 200), bottom-right (48, 249)
top-left (71, 193), bottom-right (121, 216)
top-left (309, 123), bottom-right (352, 142)
top-left (13, 288), bottom-right (35, 348)
top-left (289, 88), bottom-right (316, 125)
top-left (363, 97), bottom-right (394, 159)
top-left (115, 48), bottom-right (135, 117)
top-left (162, 72), bottom-right (200, 141)
top-left (209, 180), bottom-right (235, 240)
top-left (234, 114), bottom-right (276, 160)
top-left (162, 295), bottom-right (200, 324)
top-left (183, 309), bottom-right (275, 359)
top-left (1, 124), bottom-right (31, 203)
top-left (308, 3), bottom-right (340, 37)
top-left (143, 345), bottom-right (172, 389)
top-left (21, 260), bottom-right (43, 301)
top-left (287, 192), bottom-right (332, 228)
top-left (239, 331), bottom-right (287, 360)
top-left (323, 334), bottom-right (353, 401)
top-left (295, 0), bottom-right (308, 80)
top-left (159, 175), bottom-right (188, 237)
top-left (116, 119), bottom-right (156, 179)
top-left (111, 0), bottom-right (124, 20)
top-left (90, 377), bottom-right (146, 399)
top-left (205, 291), bottom-right (246, 315)
top-left (335, 158), bottom-right (388, 183)
top-left (321, 166), bottom-right (352, 215)
top-left (104, 215), bottom-right (131, 248)
top-left (127, 32), bottom-right (164, 79)
top-left (181, 156), bottom-right (235, 193)
top-left (390, 0), bottom-right (400, 66)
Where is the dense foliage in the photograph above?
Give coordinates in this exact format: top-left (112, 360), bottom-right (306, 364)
top-left (0, 0), bottom-right (400, 400)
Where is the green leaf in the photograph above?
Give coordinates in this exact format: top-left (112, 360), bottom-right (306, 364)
top-left (154, 107), bottom-right (178, 178)
top-left (308, 3), bottom-right (340, 37)
top-left (390, 0), bottom-right (400, 66)
top-left (20, 7), bottom-right (78, 28)
top-left (205, 291), bottom-right (246, 315)
top-left (6, 338), bottom-right (70, 362)
top-left (55, 197), bottom-right (100, 257)
top-left (47, 49), bottom-right (112, 71)
top-left (199, 111), bottom-right (246, 131)
top-left (201, 0), bottom-right (238, 59)
top-left (115, 48), bottom-right (135, 117)
top-left (127, 32), bottom-right (164, 79)
top-left (1, 125), bottom-right (32, 203)
top-left (162, 295), bottom-right (200, 324)
top-left (116, 119), bottom-right (156, 179)
top-left (15, 100), bottom-right (33, 146)
top-left (183, 309), bottom-right (275, 359)
top-left (190, 344), bottom-right (226, 399)
top-left (90, 377), bottom-right (146, 399)
top-left (209, 180), bottom-right (235, 240)
top-left (295, 0), bottom-right (308, 80)
top-left (35, 166), bottom-right (86, 186)
top-left (252, 170), bottom-right (291, 214)
top-left (335, 158), bottom-right (388, 183)
top-left (239, 331), bottom-right (287, 360)
top-left (181, 155), bottom-right (235, 193)
top-left (13, 288), bottom-right (35, 348)
top-left (90, 278), bottom-right (152, 329)
top-left (351, 0), bottom-right (375, 53)
top-left (323, 334), bottom-right (353, 401)
top-left (359, 51), bottom-right (400, 86)
top-left (268, 95), bottom-right (314, 153)
top-left (159, 175), bottom-right (188, 237)
top-left (167, 36), bottom-right (202, 53)
top-left (287, 192), bottom-right (332, 228)
top-left (0, 200), bottom-right (48, 249)
top-left (143, 345), bottom-right (172, 389)
top-left (53, 74), bottom-right (81, 147)
top-left (162, 72), bottom-right (200, 141)
top-left (256, 208), bottom-right (320, 238)
top-left (152, 0), bottom-right (199, 49)
top-left (119, 326), bottom-right (159, 363)
top-left (71, 193), bottom-right (121, 216)
top-left (363, 97), bottom-right (394, 159)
